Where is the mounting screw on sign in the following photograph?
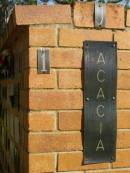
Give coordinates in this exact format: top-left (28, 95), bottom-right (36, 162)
top-left (85, 97), bottom-right (90, 101)
top-left (95, 2), bottom-right (106, 28)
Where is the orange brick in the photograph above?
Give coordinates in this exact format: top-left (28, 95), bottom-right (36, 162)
top-left (118, 70), bottom-right (130, 89)
top-left (118, 51), bottom-right (130, 69)
top-left (29, 153), bottom-right (55, 173)
top-left (28, 111), bottom-right (56, 132)
top-left (118, 110), bottom-right (130, 129)
top-left (29, 47), bottom-right (39, 68)
top-left (15, 5), bottom-right (72, 25)
top-left (115, 31), bottom-right (130, 49)
top-left (51, 48), bottom-right (83, 68)
top-left (19, 90), bottom-right (130, 110)
top-left (127, 10), bottom-right (130, 26)
top-left (113, 149), bottom-right (130, 168)
top-left (74, 2), bottom-right (125, 29)
top-left (29, 90), bottom-right (83, 110)
top-left (59, 29), bottom-right (112, 47)
top-left (29, 27), bottom-right (56, 47)
top-left (74, 2), bottom-right (94, 28)
top-left (29, 48), bottom-right (130, 70)
top-left (59, 111), bottom-right (82, 131)
top-left (28, 130), bottom-right (130, 153)
top-left (117, 90), bottom-right (130, 109)
top-left (59, 110), bottom-right (130, 131)
top-left (29, 48), bottom-right (83, 68)
top-left (58, 152), bottom-right (108, 171)
top-left (59, 70), bottom-right (82, 89)
top-left (58, 70), bottom-right (130, 89)
top-left (88, 170), bottom-right (130, 173)
top-left (29, 69), bottom-right (57, 89)
top-left (117, 131), bottom-right (130, 149)
top-left (28, 132), bottom-right (82, 153)
top-left (106, 4), bottom-right (125, 29)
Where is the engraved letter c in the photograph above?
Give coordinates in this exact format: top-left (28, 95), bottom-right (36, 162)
top-left (96, 105), bottom-right (105, 118)
top-left (97, 69), bottom-right (105, 83)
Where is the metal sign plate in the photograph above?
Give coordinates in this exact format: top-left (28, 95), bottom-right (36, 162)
top-left (37, 48), bottom-right (50, 74)
top-left (95, 2), bottom-right (106, 28)
top-left (84, 41), bottom-right (117, 164)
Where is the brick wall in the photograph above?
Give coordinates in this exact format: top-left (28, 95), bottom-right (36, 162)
top-left (0, 2), bottom-right (130, 173)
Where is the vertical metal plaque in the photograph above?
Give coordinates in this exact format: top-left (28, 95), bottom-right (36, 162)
top-left (84, 41), bottom-right (117, 164)
top-left (37, 48), bottom-right (50, 74)
top-left (95, 2), bottom-right (106, 28)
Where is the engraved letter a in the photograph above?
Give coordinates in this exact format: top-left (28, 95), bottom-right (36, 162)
top-left (96, 139), bottom-right (105, 151)
top-left (97, 53), bottom-right (105, 64)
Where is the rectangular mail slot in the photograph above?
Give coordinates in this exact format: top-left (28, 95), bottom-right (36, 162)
top-left (83, 41), bottom-right (117, 164)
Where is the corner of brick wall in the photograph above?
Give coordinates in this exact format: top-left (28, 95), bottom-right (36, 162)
top-left (24, 3), bottom-right (130, 173)
top-left (127, 10), bottom-right (130, 26)
top-left (1, 3), bottom-right (130, 173)
top-left (74, 2), bottom-right (125, 29)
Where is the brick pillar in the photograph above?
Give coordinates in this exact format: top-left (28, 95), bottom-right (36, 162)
top-left (0, 3), bottom-right (130, 173)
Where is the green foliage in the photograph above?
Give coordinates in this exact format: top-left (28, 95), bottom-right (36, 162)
top-left (15, 0), bottom-right (37, 4)
top-left (28, 0), bottom-right (37, 4)
top-left (126, 0), bottom-right (130, 8)
top-left (64, 0), bottom-right (75, 4)
top-left (55, 0), bottom-right (76, 4)
top-left (98, 0), bottom-right (106, 3)
top-left (108, 0), bottom-right (122, 3)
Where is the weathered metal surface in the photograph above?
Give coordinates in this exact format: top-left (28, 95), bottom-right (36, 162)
top-left (84, 41), bottom-right (117, 164)
top-left (37, 48), bottom-right (50, 74)
top-left (95, 2), bottom-right (106, 28)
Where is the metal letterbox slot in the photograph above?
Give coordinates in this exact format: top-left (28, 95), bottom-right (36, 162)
top-left (37, 48), bottom-right (50, 74)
